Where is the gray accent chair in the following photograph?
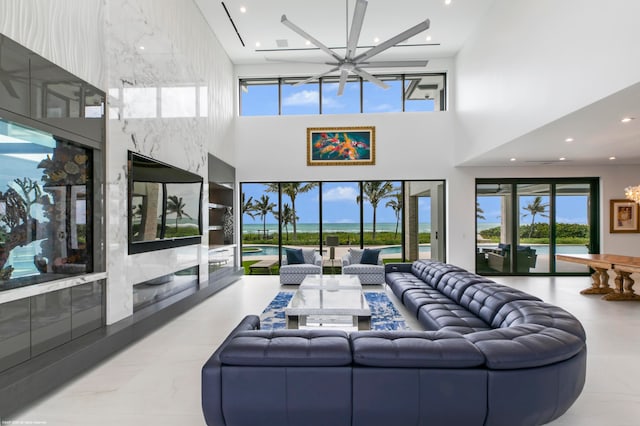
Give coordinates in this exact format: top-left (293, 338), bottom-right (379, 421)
top-left (342, 249), bottom-right (385, 284)
top-left (279, 248), bottom-right (322, 284)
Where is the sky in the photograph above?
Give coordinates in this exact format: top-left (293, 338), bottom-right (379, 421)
top-left (242, 183), bottom-right (590, 226)
top-left (241, 182), bottom-right (431, 225)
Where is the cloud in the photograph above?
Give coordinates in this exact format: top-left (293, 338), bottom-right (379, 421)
top-left (323, 186), bottom-right (359, 201)
top-left (282, 90), bottom-right (319, 106)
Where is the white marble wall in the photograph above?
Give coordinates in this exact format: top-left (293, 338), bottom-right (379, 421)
top-left (0, 0), bottom-right (106, 89)
top-left (104, 0), bottom-right (235, 323)
top-left (0, 0), bottom-right (236, 324)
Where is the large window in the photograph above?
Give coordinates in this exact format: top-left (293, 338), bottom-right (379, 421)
top-left (0, 118), bottom-right (93, 288)
top-left (476, 178), bottom-right (598, 275)
top-left (239, 73), bottom-right (446, 116)
top-left (240, 180), bottom-right (445, 273)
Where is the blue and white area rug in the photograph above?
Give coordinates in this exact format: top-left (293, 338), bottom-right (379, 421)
top-left (260, 291), bottom-right (409, 331)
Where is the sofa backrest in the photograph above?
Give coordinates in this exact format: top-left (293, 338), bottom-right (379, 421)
top-left (433, 271), bottom-right (494, 303)
top-left (458, 282), bottom-right (542, 325)
top-left (411, 260), bottom-right (464, 288)
top-left (491, 299), bottom-right (586, 341)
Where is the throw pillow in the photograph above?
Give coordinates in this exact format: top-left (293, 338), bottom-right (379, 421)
top-left (301, 249), bottom-right (316, 265)
top-left (349, 249), bottom-right (364, 264)
top-left (360, 248), bottom-right (380, 265)
top-left (285, 248), bottom-right (305, 265)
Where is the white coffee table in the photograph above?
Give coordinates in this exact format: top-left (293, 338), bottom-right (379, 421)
top-left (285, 274), bottom-right (371, 330)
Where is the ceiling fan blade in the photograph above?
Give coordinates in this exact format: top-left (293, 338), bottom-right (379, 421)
top-left (264, 57), bottom-right (339, 66)
top-left (358, 60), bottom-right (429, 68)
top-left (291, 66), bottom-right (340, 86)
top-left (353, 19), bottom-right (430, 63)
top-left (346, 0), bottom-right (367, 60)
top-left (352, 67), bottom-right (389, 90)
top-left (0, 78), bottom-right (19, 98)
top-left (281, 15), bottom-right (343, 62)
top-left (337, 69), bottom-right (349, 96)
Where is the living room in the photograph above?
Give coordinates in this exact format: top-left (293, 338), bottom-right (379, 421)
top-left (1, 0), bottom-right (640, 424)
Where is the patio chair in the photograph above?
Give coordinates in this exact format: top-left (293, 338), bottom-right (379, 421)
top-left (279, 248), bottom-right (322, 285)
top-left (342, 248), bottom-right (385, 285)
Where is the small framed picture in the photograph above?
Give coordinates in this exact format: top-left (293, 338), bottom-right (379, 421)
top-left (307, 126), bottom-right (375, 166)
top-left (610, 199), bottom-right (639, 233)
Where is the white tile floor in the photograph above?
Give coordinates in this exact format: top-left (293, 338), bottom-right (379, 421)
top-left (8, 275), bottom-right (640, 425)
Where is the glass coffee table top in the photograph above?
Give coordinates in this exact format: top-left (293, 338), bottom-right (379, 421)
top-left (285, 274), bottom-right (371, 330)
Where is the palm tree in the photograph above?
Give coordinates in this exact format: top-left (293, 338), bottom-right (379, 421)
top-left (522, 196), bottom-right (549, 238)
top-left (266, 182), bottom-right (318, 240)
top-left (254, 194), bottom-right (276, 238)
top-left (385, 191), bottom-right (403, 237)
top-left (275, 203), bottom-right (297, 241)
top-left (241, 192), bottom-right (256, 220)
top-left (476, 201), bottom-right (486, 220)
top-left (166, 195), bottom-right (191, 230)
top-left (357, 181), bottom-right (395, 240)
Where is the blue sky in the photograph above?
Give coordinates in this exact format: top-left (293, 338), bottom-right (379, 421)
top-left (478, 195), bottom-right (589, 225)
top-left (243, 184), bottom-right (590, 226)
top-left (241, 182), bottom-right (429, 224)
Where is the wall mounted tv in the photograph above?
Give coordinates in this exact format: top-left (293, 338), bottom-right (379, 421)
top-left (128, 151), bottom-right (203, 254)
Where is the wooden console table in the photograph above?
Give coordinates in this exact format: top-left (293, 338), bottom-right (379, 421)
top-left (556, 254), bottom-right (640, 301)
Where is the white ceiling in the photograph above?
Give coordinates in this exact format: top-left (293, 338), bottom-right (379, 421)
top-left (194, 0), bottom-right (640, 167)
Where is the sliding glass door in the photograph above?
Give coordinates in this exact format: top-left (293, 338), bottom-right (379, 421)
top-left (476, 178), bottom-right (598, 275)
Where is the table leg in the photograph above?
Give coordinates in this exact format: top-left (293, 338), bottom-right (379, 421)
top-left (580, 267), bottom-right (615, 294)
top-left (286, 315), bottom-right (299, 329)
top-left (603, 271), bottom-right (640, 301)
top-left (357, 315), bottom-right (371, 330)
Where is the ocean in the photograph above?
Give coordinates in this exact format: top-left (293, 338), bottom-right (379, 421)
top-left (243, 222), bottom-right (502, 234)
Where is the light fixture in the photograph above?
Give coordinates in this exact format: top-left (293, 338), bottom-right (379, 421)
top-left (565, 137), bottom-right (574, 143)
top-left (559, 157), bottom-right (566, 161)
top-left (139, 45), bottom-right (145, 50)
top-left (625, 185), bottom-right (640, 204)
top-left (609, 156), bottom-right (616, 160)
top-left (373, 37), bottom-right (380, 43)
top-left (255, 41), bottom-right (261, 47)
top-left (510, 157), bottom-right (516, 162)
top-left (239, 6), bottom-right (246, 13)
top-left (325, 236), bottom-right (340, 274)
top-left (445, 0), bottom-right (452, 5)
top-left (305, 40), bottom-right (311, 46)
top-left (621, 117), bottom-right (635, 123)
top-left (426, 35), bottom-right (432, 41)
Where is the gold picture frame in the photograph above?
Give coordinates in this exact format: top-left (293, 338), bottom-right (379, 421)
top-left (610, 199), bottom-right (639, 233)
top-left (307, 126), bottom-right (375, 166)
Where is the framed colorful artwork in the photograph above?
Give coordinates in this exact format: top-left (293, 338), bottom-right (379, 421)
top-left (307, 126), bottom-right (375, 166)
top-left (609, 199), bottom-right (639, 233)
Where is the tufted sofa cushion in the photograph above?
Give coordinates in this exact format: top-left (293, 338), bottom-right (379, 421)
top-left (464, 324), bottom-right (586, 369)
top-left (457, 282), bottom-right (542, 325)
top-left (220, 329), bottom-right (352, 366)
top-left (491, 299), bottom-right (586, 340)
top-left (350, 330), bottom-right (485, 368)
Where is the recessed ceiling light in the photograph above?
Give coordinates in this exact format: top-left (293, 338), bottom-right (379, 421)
top-left (255, 41), bottom-right (261, 47)
top-left (426, 35), bottom-right (432, 42)
top-left (305, 40), bottom-right (311, 46)
top-left (510, 158), bottom-right (516, 162)
top-left (239, 6), bottom-right (246, 13)
top-left (373, 37), bottom-right (380, 43)
top-left (139, 45), bottom-right (145, 50)
top-left (609, 156), bottom-right (616, 160)
top-left (559, 157), bottom-right (566, 161)
top-left (621, 117), bottom-right (635, 123)
top-left (565, 137), bottom-right (574, 143)
top-left (445, 0), bottom-right (452, 5)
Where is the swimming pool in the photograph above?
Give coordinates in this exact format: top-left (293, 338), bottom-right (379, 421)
top-left (242, 244), bottom-right (431, 256)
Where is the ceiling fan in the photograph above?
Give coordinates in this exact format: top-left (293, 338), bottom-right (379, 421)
top-left (279, 0), bottom-right (430, 95)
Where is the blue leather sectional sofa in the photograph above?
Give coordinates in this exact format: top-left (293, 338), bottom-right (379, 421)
top-left (202, 259), bottom-right (586, 426)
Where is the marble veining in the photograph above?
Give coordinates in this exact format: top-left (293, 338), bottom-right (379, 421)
top-left (0, 272), bottom-right (107, 304)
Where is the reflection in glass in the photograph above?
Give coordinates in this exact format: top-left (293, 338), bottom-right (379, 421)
top-left (0, 119), bottom-right (93, 288)
top-left (128, 152), bottom-right (203, 252)
top-left (404, 74), bottom-right (445, 112)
